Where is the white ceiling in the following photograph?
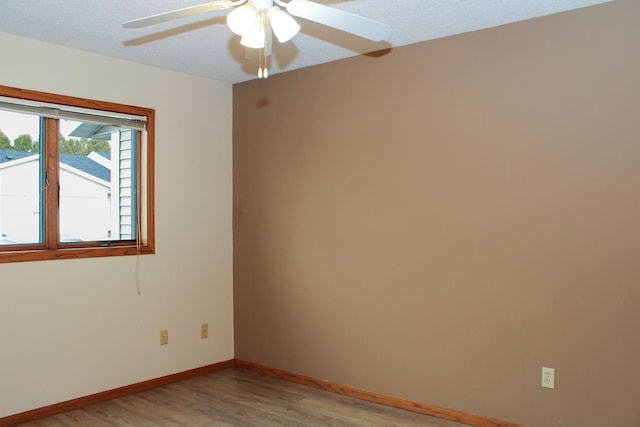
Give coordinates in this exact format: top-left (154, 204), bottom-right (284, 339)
top-left (1, 0), bottom-right (611, 84)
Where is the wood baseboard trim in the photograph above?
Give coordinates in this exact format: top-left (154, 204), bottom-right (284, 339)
top-left (234, 359), bottom-right (525, 427)
top-left (2, 359), bottom-right (523, 427)
top-left (0, 359), bottom-right (234, 426)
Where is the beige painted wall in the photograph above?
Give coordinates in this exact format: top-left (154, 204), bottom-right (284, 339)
top-left (233, 1), bottom-right (640, 426)
top-left (0, 34), bottom-right (233, 417)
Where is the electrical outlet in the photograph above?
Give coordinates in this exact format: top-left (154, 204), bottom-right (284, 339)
top-left (201, 323), bottom-right (208, 339)
top-left (160, 329), bottom-right (169, 345)
top-left (542, 367), bottom-right (555, 389)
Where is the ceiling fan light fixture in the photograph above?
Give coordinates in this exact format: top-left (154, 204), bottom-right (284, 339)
top-left (268, 6), bottom-right (300, 43)
top-left (240, 14), bottom-right (265, 48)
top-left (227, 3), bottom-right (257, 36)
top-left (123, 0), bottom-right (393, 79)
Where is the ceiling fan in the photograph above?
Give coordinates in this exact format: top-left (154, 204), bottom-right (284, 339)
top-left (123, 0), bottom-right (392, 78)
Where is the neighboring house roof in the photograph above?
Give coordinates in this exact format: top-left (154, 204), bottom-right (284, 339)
top-left (0, 149), bottom-right (110, 182)
top-left (69, 123), bottom-right (115, 140)
top-left (0, 150), bottom-right (34, 164)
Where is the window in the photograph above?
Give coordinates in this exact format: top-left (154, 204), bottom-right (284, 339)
top-left (0, 85), bottom-right (154, 263)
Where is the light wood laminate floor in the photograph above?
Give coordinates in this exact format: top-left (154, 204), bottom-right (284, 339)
top-left (17, 368), bottom-right (471, 426)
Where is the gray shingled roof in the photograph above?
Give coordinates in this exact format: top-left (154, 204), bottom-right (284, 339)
top-left (0, 149), bottom-right (110, 182)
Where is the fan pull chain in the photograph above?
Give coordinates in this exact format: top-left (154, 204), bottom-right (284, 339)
top-left (263, 45), bottom-right (268, 78)
top-left (258, 38), bottom-right (262, 77)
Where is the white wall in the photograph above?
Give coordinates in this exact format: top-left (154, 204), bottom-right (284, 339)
top-left (0, 33), bottom-right (233, 417)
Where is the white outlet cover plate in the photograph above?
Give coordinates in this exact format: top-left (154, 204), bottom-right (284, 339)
top-left (542, 367), bottom-right (555, 389)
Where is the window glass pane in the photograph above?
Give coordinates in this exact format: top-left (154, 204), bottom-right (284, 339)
top-left (0, 110), bottom-right (42, 245)
top-left (58, 120), bottom-right (137, 243)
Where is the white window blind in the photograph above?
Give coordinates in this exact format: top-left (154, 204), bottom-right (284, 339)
top-left (0, 96), bottom-right (147, 131)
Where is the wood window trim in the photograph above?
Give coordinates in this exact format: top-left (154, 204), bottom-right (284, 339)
top-left (0, 85), bottom-right (155, 263)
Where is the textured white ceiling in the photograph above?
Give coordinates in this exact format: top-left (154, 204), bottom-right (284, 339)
top-left (0, 0), bottom-right (611, 84)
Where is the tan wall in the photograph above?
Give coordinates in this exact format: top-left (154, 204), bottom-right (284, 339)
top-left (233, 1), bottom-right (640, 426)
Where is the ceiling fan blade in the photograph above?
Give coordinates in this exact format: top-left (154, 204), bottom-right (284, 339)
top-left (285, 0), bottom-right (391, 42)
top-left (123, 1), bottom-right (244, 28)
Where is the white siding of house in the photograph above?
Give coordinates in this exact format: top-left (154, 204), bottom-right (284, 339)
top-left (0, 156), bottom-right (111, 243)
top-left (0, 156), bottom-right (40, 243)
top-left (59, 166), bottom-right (110, 242)
top-left (118, 130), bottom-right (133, 239)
